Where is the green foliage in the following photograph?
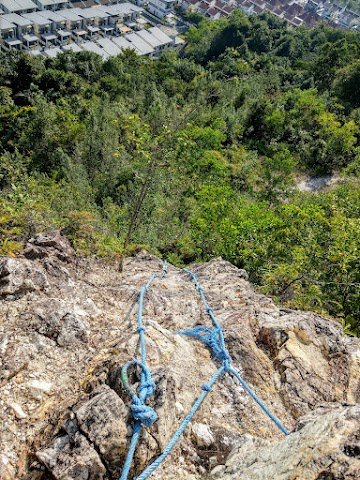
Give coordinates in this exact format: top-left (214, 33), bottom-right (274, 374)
top-left (0, 17), bottom-right (360, 335)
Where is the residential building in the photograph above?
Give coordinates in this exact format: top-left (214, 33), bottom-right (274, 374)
top-left (148, 0), bottom-right (174, 19)
top-left (0, 0), bottom-right (37, 14)
top-left (2, 12), bottom-right (33, 37)
top-left (81, 39), bottom-right (109, 58)
top-left (96, 36), bottom-right (122, 55)
top-left (148, 25), bottom-right (172, 50)
top-left (36, 9), bottom-right (71, 41)
top-left (62, 41), bottom-right (82, 51)
top-left (112, 34), bottom-right (139, 52)
top-left (0, 15), bottom-right (20, 49)
top-left (136, 27), bottom-right (163, 54)
top-left (96, 2), bottom-right (142, 27)
top-left (125, 31), bottom-right (154, 55)
top-left (22, 11), bottom-right (51, 34)
top-left (33, 0), bottom-right (69, 11)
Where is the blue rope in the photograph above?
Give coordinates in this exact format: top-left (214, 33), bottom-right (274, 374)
top-left (120, 262), bottom-right (288, 480)
top-left (120, 261), bottom-right (168, 480)
top-left (136, 367), bottom-right (225, 480)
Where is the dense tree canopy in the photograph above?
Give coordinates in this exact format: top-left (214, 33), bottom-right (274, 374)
top-left (1, 12), bottom-right (360, 335)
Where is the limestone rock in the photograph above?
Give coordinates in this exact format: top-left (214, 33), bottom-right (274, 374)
top-left (74, 385), bottom-right (129, 476)
top-left (35, 298), bottom-right (90, 346)
top-left (0, 257), bottom-right (48, 297)
top-left (9, 402), bottom-right (27, 419)
top-left (220, 403), bottom-right (360, 480)
top-left (192, 423), bottom-right (215, 447)
top-left (24, 230), bottom-right (74, 262)
top-left (36, 433), bottom-right (106, 480)
top-left (0, 454), bottom-right (15, 480)
top-left (0, 249), bottom-right (359, 480)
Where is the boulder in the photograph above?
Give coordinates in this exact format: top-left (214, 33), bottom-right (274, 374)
top-left (35, 298), bottom-right (90, 346)
top-left (220, 403), bottom-right (360, 480)
top-left (0, 257), bottom-right (48, 297)
top-left (36, 433), bottom-right (106, 480)
top-left (24, 230), bottom-right (74, 262)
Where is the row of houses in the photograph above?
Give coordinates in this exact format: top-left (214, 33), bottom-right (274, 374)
top-left (0, 2), bottom-right (142, 49)
top-left (183, 0), bottom-right (358, 29)
top-left (29, 24), bottom-right (183, 56)
top-left (0, 1), bottom-right (185, 55)
top-left (0, 0), bottom-right (70, 14)
top-left (236, 0), bottom-right (326, 28)
top-left (184, 0), bottom-right (311, 24)
top-left (307, 0), bottom-right (360, 30)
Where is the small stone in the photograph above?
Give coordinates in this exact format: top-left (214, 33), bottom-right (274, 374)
top-left (27, 379), bottom-right (53, 396)
top-left (192, 423), bottom-right (214, 447)
top-left (9, 402), bottom-right (27, 419)
top-left (210, 465), bottom-right (226, 476)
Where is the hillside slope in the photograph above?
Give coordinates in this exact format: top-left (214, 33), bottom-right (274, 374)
top-left (0, 231), bottom-right (359, 479)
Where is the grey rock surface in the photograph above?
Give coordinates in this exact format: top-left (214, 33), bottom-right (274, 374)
top-left (0, 236), bottom-right (359, 480)
top-left (221, 403), bottom-right (360, 480)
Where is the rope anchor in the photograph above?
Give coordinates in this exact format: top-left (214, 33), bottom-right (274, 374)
top-left (120, 261), bottom-right (289, 480)
top-left (121, 360), bottom-right (157, 427)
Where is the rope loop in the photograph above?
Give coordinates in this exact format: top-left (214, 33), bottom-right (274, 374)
top-left (121, 360), bottom-right (158, 427)
top-left (177, 325), bottom-right (231, 367)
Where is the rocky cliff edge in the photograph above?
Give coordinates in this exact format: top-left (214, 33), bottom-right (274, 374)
top-left (0, 231), bottom-right (359, 480)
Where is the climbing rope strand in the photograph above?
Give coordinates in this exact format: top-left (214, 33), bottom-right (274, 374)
top-left (120, 421), bottom-right (142, 480)
top-left (120, 261), bottom-right (168, 480)
top-left (120, 261), bottom-right (288, 480)
top-left (228, 367), bottom-right (289, 435)
top-left (183, 268), bottom-right (289, 436)
top-left (135, 366), bottom-right (225, 480)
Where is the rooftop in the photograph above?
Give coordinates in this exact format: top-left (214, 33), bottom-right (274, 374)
top-left (148, 25), bottom-right (172, 44)
top-left (96, 37), bottom-right (121, 55)
top-left (35, 0), bottom-right (68, 6)
top-left (55, 8), bottom-right (82, 20)
top-left (87, 6), bottom-right (110, 18)
top-left (69, 7), bottom-right (109, 18)
top-left (62, 42), bottom-right (82, 51)
top-left (3, 12), bottom-right (33, 25)
top-left (112, 34), bottom-right (138, 52)
top-left (81, 40), bottom-right (109, 58)
top-left (0, 0), bottom-right (37, 12)
top-left (36, 9), bottom-right (67, 21)
top-left (44, 46), bottom-right (62, 57)
top-left (96, 2), bottom-right (142, 15)
top-left (136, 28), bottom-right (163, 48)
top-left (125, 31), bottom-right (154, 55)
top-left (0, 16), bottom-right (15, 29)
top-left (21, 11), bottom-right (52, 25)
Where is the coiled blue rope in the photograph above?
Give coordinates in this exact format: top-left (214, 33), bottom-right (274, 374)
top-left (120, 262), bottom-right (288, 480)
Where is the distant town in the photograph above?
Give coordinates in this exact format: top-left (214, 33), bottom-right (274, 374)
top-left (183, 0), bottom-right (360, 30)
top-left (0, 0), bottom-right (185, 57)
top-left (0, 0), bottom-right (358, 58)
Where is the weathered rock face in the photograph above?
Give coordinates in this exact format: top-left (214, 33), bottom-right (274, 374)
top-left (0, 231), bottom-right (359, 480)
top-left (222, 403), bottom-right (360, 480)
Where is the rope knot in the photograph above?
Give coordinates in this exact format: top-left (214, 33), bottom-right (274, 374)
top-left (121, 360), bottom-right (158, 427)
top-left (223, 359), bottom-right (231, 372)
top-left (177, 326), bottom-right (232, 369)
top-left (131, 401), bottom-right (158, 427)
top-left (140, 381), bottom-right (156, 397)
top-left (201, 384), bottom-right (211, 392)
top-left (137, 326), bottom-right (145, 333)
